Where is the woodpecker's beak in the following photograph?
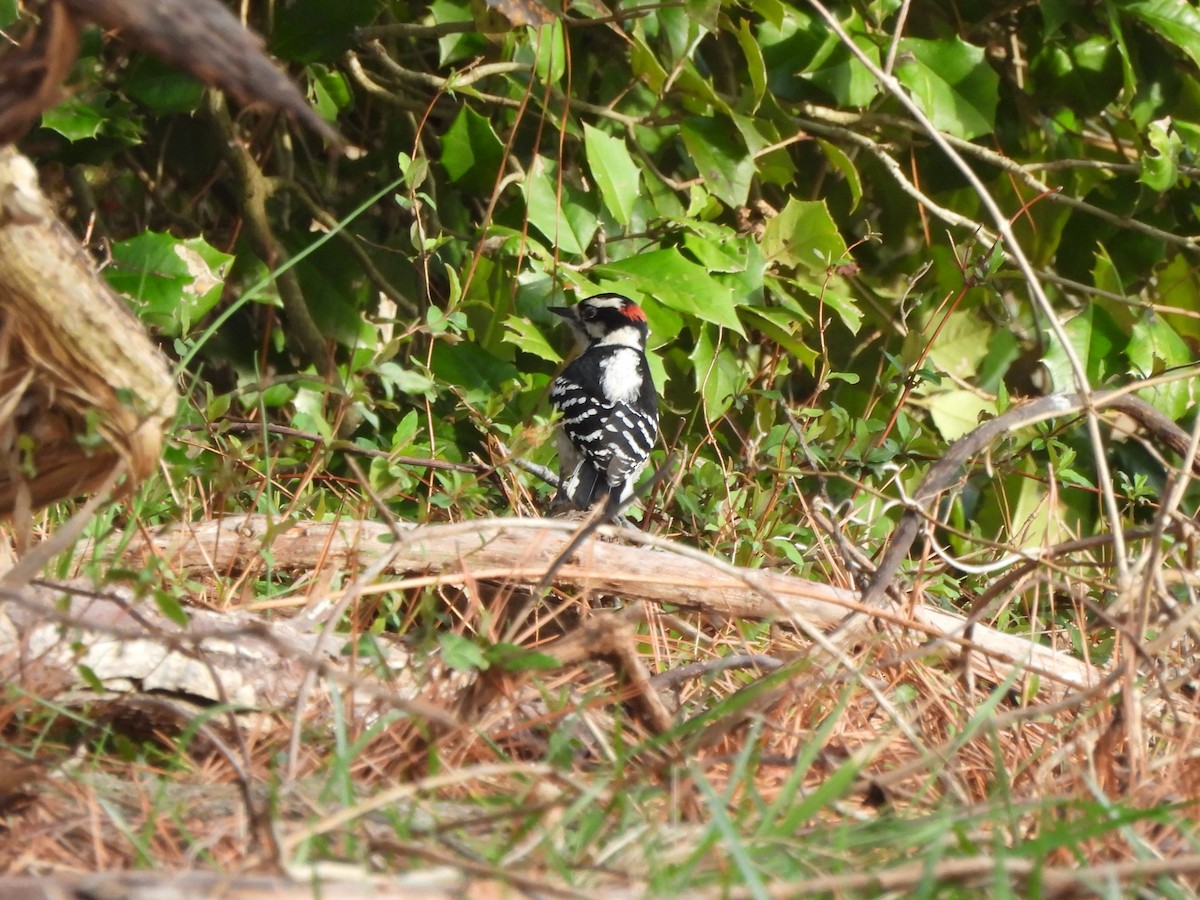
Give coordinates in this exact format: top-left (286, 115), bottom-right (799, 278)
top-left (549, 306), bottom-right (574, 319)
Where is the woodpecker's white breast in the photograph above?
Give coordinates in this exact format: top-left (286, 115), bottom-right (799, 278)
top-left (598, 348), bottom-right (644, 405)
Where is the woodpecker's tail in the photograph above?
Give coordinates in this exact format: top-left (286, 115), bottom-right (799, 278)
top-left (557, 460), bottom-right (609, 512)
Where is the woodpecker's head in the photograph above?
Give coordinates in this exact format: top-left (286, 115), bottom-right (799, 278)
top-left (550, 293), bottom-right (649, 350)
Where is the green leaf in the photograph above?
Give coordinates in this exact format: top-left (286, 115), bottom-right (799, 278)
top-left (1042, 303), bottom-right (1125, 391)
top-left (1007, 457), bottom-right (1068, 548)
top-left (375, 362), bottom-right (437, 397)
top-left (683, 233), bottom-right (746, 273)
top-left (1129, 314), bottom-right (1192, 419)
top-left (124, 56), bottom-right (204, 115)
top-left (430, 341), bottom-right (521, 402)
top-left (761, 199), bottom-right (849, 270)
top-left (740, 306), bottom-right (819, 370)
top-left (680, 117), bottom-right (754, 208)
top-left (77, 665), bottom-right (105, 693)
top-left (926, 390), bottom-right (998, 441)
top-left (485, 642), bottom-right (560, 671)
top-left (441, 105), bottom-right (505, 193)
top-left (153, 591), bottom-right (190, 628)
top-left (1119, 0), bottom-right (1200, 68)
top-left (41, 94), bottom-right (108, 141)
top-left (1092, 243), bottom-right (1125, 296)
top-left (736, 18), bottom-right (768, 111)
top-left (598, 248), bottom-right (745, 335)
top-left (1158, 253), bottom-right (1200, 343)
top-left (895, 37), bottom-right (999, 139)
top-left (523, 156), bottom-right (598, 255)
top-left (1140, 118), bottom-right (1183, 191)
top-left (731, 113), bottom-right (796, 188)
top-left (629, 33), bottom-right (668, 94)
top-left (293, 387), bottom-right (334, 441)
top-left (431, 0), bottom-right (488, 65)
top-left (270, 0), bottom-right (374, 62)
top-left (528, 21), bottom-right (566, 84)
top-left (583, 124), bottom-right (641, 226)
top-left (817, 139), bottom-right (862, 210)
top-left (690, 324), bottom-right (747, 421)
top-left (107, 232), bottom-right (232, 337)
top-left (924, 311), bottom-right (993, 381)
top-left (440, 633), bottom-right (490, 672)
top-left (309, 64), bottom-right (352, 123)
top-left (504, 315), bottom-right (561, 362)
top-left (755, 0), bottom-right (786, 29)
top-left (806, 27), bottom-right (881, 107)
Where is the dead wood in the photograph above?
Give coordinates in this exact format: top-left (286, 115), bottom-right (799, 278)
top-left (63, 0), bottom-right (341, 144)
top-left (113, 514), bottom-right (1102, 695)
top-left (0, 0), bottom-right (339, 145)
top-left (0, 514), bottom-right (1104, 750)
top-left (0, 577), bottom-right (452, 722)
top-left (0, 147), bottom-right (176, 514)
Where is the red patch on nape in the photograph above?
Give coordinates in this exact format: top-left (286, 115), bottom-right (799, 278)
top-left (620, 302), bottom-right (647, 322)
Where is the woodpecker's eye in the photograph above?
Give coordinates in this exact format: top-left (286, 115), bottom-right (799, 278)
top-left (580, 306), bottom-right (598, 321)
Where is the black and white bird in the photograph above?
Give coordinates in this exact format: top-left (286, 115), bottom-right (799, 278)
top-left (548, 293), bottom-right (658, 517)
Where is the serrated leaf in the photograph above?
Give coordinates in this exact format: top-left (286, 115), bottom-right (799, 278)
top-left (1140, 117), bottom-right (1183, 191)
top-left (584, 124), bottom-right (641, 226)
top-left (106, 232), bottom-right (232, 337)
top-left (761, 198), bottom-right (849, 270)
top-left (895, 37), bottom-right (999, 139)
top-left (41, 94), bottom-right (107, 141)
top-left (598, 248), bottom-right (745, 334)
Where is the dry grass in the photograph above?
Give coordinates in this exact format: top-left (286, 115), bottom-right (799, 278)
top-left (3, 422), bottom-right (1200, 897)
